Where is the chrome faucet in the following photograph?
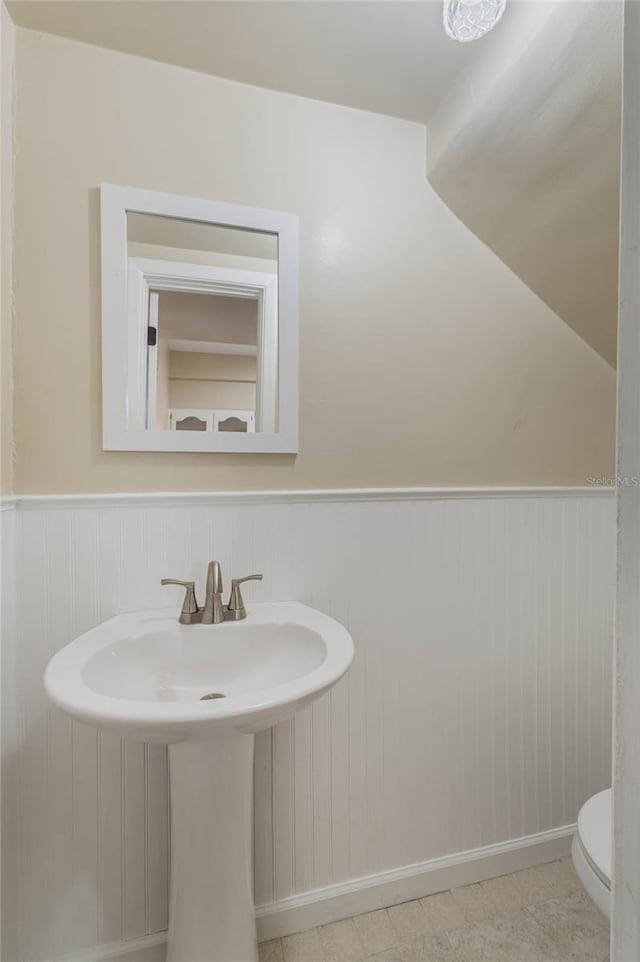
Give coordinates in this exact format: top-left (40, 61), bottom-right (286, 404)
top-left (162, 562), bottom-right (262, 625)
top-left (202, 560), bottom-right (225, 624)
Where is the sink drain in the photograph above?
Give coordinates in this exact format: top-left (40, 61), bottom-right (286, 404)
top-left (200, 692), bottom-right (226, 701)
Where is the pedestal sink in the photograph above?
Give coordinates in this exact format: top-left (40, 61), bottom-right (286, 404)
top-left (44, 603), bottom-right (354, 962)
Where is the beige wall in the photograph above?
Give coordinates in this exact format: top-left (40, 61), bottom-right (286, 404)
top-left (1, 5), bottom-right (14, 494)
top-left (11, 28), bottom-right (616, 494)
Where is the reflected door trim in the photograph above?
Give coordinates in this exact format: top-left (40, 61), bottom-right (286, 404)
top-left (127, 257), bottom-right (277, 433)
top-left (100, 183), bottom-right (298, 453)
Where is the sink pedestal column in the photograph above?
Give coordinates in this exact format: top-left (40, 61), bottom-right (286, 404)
top-left (167, 732), bottom-right (257, 962)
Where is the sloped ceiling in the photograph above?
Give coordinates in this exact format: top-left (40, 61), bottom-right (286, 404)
top-left (427, 0), bottom-right (622, 366)
top-left (6, 0), bottom-right (496, 122)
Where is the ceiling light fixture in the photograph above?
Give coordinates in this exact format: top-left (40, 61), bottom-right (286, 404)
top-left (443, 0), bottom-right (506, 42)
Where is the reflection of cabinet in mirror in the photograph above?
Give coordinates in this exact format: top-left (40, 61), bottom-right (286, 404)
top-left (168, 409), bottom-right (256, 433)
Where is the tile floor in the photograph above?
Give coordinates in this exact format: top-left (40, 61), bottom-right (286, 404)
top-left (259, 858), bottom-right (609, 962)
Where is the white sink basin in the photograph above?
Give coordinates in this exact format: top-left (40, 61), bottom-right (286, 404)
top-left (44, 601), bottom-right (354, 962)
top-left (45, 602), bottom-right (353, 742)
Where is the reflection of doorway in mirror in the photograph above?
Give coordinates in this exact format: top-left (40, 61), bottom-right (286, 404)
top-left (147, 289), bottom-right (259, 431)
top-left (127, 255), bottom-right (278, 435)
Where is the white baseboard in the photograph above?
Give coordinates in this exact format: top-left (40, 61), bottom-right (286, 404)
top-left (49, 932), bottom-right (167, 962)
top-left (54, 823), bottom-right (574, 961)
top-left (255, 821), bottom-right (575, 940)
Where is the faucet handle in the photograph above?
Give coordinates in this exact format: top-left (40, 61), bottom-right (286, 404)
top-left (226, 574), bottom-right (263, 621)
top-left (161, 579), bottom-right (201, 624)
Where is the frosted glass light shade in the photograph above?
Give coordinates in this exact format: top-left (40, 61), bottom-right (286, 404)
top-left (443, 0), bottom-right (506, 42)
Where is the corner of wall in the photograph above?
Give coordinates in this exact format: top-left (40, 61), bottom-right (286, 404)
top-left (0, 8), bottom-right (19, 962)
top-left (0, 1), bottom-right (15, 498)
top-left (613, 2), bottom-right (640, 956)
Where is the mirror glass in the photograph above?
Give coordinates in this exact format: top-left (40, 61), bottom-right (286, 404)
top-left (126, 212), bottom-right (279, 435)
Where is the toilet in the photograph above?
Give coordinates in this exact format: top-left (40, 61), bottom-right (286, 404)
top-left (572, 788), bottom-right (612, 917)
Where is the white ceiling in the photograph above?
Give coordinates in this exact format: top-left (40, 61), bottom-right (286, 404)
top-left (6, 0), bottom-right (502, 122)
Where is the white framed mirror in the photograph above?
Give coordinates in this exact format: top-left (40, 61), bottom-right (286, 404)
top-left (100, 184), bottom-right (298, 452)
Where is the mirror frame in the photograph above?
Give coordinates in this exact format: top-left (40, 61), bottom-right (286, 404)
top-left (100, 183), bottom-right (299, 453)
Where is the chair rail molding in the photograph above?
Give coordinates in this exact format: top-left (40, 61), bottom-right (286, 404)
top-left (0, 485), bottom-right (616, 512)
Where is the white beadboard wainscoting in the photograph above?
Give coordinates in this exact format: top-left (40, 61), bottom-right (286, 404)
top-left (0, 488), bottom-right (615, 962)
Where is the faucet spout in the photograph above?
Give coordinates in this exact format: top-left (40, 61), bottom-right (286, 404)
top-left (202, 561), bottom-right (225, 624)
top-left (207, 560), bottom-right (223, 595)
